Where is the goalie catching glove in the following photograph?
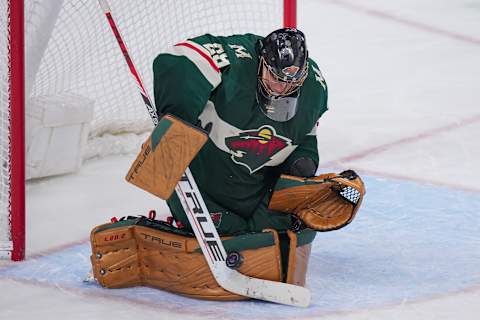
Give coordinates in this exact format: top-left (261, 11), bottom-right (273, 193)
top-left (268, 170), bottom-right (365, 231)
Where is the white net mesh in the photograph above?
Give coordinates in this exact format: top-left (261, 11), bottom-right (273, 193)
top-left (26, 0), bottom-right (282, 147)
top-left (1, 0), bottom-right (284, 257)
top-left (0, 0), bottom-right (12, 254)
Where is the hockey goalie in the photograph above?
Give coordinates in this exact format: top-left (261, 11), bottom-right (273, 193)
top-left (89, 28), bottom-right (365, 303)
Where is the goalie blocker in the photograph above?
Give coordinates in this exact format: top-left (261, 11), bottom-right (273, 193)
top-left (90, 216), bottom-right (316, 300)
top-left (125, 113), bottom-right (208, 200)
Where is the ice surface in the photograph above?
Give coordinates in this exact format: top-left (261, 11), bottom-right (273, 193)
top-left (1, 176), bottom-right (480, 319)
top-left (2, 0), bottom-right (480, 319)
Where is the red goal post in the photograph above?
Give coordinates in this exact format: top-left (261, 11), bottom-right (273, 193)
top-left (2, 0), bottom-right (25, 262)
top-left (1, 0), bottom-right (297, 261)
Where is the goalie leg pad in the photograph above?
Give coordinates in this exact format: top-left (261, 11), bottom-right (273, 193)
top-left (125, 114), bottom-right (208, 200)
top-left (286, 229), bottom-right (315, 286)
top-left (91, 218), bottom-right (289, 300)
top-left (90, 222), bottom-right (142, 288)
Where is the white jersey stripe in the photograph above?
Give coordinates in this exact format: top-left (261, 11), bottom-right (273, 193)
top-left (307, 120), bottom-right (319, 136)
top-left (164, 40), bottom-right (222, 89)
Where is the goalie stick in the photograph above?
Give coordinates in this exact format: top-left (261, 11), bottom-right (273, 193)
top-left (98, 0), bottom-right (311, 307)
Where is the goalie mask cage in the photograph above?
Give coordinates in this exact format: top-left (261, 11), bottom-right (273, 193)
top-left (0, 0), bottom-right (296, 261)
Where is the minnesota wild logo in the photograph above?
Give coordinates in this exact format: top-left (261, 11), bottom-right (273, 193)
top-left (225, 125), bottom-right (292, 173)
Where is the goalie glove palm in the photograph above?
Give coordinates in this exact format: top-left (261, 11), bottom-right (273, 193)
top-left (268, 170), bottom-right (365, 231)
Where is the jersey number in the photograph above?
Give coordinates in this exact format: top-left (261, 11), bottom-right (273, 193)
top-left (203, 43), bottom-right (230, 68)
top-left (203, 43), bottom-right (253, 68)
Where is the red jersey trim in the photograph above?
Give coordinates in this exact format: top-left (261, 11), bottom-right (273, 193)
top-left (175, 42), bottom-right (220, 73)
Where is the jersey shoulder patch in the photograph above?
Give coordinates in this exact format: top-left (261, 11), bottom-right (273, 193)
top-left (308, 58), bottom-right (327, 91)
top-left (297, 58), bottom-right (329, 120)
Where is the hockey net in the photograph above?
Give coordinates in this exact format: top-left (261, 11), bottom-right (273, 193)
top-left (0, 0), bottom-right (12, 259)
top-left (1, 0), bottom-right (290, 260)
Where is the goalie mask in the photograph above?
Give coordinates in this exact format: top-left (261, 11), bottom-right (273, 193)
top-left (257, 28), bottom-right (309, 122)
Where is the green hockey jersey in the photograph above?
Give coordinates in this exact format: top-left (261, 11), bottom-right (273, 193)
top-left (153, 33), bottom-right (328, 220)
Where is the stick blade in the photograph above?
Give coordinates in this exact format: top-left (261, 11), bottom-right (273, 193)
top-left (214, 265), bottom-right (311, 307)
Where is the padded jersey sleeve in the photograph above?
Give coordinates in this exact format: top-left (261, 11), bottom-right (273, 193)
top-left (280, 59), bottom-right (329, 174)
top-left (281, 125), bottom-right (320, 174)
top-left (153, 38), bottom-right (224, 125)
top-left (153, 33), bottom-right (262, 125)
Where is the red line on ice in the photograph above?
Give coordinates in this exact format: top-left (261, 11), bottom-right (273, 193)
top-left (323, 113), bottom-right (480, 166)
top-left (325, 0), bottom-right (480, 46)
